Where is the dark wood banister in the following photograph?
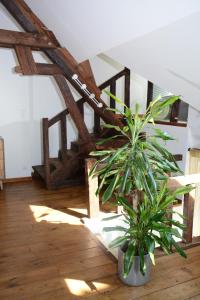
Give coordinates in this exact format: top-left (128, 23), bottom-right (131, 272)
top-left (42, 67), bottom-right (130, 185)
top-left (47, 67), bottom-right (130, 128)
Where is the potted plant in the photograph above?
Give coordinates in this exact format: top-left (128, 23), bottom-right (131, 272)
top-left (103, 184), bottom-right (193, 286)
top-left (89, 94), bottom-right (193, 285)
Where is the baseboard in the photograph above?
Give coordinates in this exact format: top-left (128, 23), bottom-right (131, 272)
top-left (3, 176), bottom-right (32, 183)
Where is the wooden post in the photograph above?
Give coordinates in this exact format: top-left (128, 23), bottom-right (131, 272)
top-left (0, 137), bottom-right (5, 191)
top-left (110, 80), bottom-right (116, 109)
top-left (42, 118), bottom-right (51, 188)
top-left (54, 75), bottom-right (93, 150)
top-left (124, 68), bottom-right (130, 109)
top-left (170, 99), bottom-right (180, 123)
top-left (77, 100), bottom-right (84, 117)
top-left (15, 45), bottom-right (37, 75)
top-left (85, 158), bottom-right (100, 218)
top-left (93, 113), bottom-right (101, 134)
top-left (147, 81), bottom-right (153, 108)
top-left (60, 114), bottom-right (67, 151)
top-left (183, 192), bottom-right (195, 244)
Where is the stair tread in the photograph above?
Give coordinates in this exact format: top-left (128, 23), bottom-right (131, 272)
top-left (32, 164), bottom-right (84, 189)
top-left (32, 165), bottom-right (45, 179)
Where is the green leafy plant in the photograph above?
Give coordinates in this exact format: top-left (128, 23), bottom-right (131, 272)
top-left (103, 183), bottom-right (194, 277)
top-left (89, 93), bottom-right (193, 277)
top-left (90, 94), bottom-right (181, 204)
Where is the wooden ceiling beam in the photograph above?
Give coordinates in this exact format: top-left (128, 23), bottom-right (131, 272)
top-left (0, 0), bottom-right (60, 46)
top-left (15, 63), bottom-right (64, 75)
top-left (0, 29), bottom-right (56, 49)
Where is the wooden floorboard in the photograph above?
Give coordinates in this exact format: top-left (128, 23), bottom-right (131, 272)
top-left (0, 180), bottom-right (200, 299)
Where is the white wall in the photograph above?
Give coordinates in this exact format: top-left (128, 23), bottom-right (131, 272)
top-left (188, 106), bottom-right (200, 149)
top-left (106, 10), bottom-right (200, 112)
top-left (0, 49), bottom-right (67, 178)
top-left (145, 124), bottom-right (189, 172)
top-left (0, 49), bottom-right (31, 178)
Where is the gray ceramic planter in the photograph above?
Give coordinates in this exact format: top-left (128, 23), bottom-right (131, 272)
top-left (118, 246), bottom-right (152, 286)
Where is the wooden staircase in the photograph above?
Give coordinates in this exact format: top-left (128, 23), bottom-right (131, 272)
top-left (32, 68), bottom-right (131, 189)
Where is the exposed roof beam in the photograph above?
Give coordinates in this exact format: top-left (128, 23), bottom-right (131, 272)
top-left (15, 63), bottom-right (63, 75)
top-left (0, 0), bottom-right (60, 45)
top-left (0, 29), bottom-right (56, 49)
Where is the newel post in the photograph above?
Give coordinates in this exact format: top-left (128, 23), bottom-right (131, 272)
top-left (42, 118), bottom-right (51, 188)
top-left (60, 114), bottom-right (67, 151)
top-left (85, 158), bottom-right (100, 218)
top-left (183, 191), bottom-right (195, 244)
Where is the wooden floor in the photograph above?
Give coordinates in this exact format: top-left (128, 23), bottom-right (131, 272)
top-left (0, 180), bottom-right (200, 300)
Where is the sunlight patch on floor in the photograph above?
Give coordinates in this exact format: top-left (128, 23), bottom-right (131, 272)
top-left (64, 278), bottom-right (95, 297)
top-left (67, 207), bottom-right (88, 214)
top-left (64, 278), bottom-right (112, 297)
top-left (29, 205), bottom-right (82, 225)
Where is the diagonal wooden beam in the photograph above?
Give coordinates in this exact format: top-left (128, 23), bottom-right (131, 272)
top-left (0, 29), bottom-right (56, 49)
top-left (1, 0), bottom-right (45, 32)
top-left (54, 74), bottom-right (94, 151)
top-left (46, 48), bottom-right (123, 127)
top-left (78, 60), bottom-right (97, 87)
top-left (0, 0), bottom-right (60, 45)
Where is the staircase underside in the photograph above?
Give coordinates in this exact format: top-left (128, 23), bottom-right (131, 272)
top-left (32, 164), bottom-right (84, 189)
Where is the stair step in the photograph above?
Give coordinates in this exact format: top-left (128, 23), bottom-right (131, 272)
top-left (32, 165), bottom-right (45, 180)
top-left (32, 164), bottom-right (84, 189)
top-left (49, 158), bottom-right (62, 172)
top-left (58, 149), bottom-right (76, 160)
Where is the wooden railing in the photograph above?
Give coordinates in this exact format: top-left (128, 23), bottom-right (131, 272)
top-left (168, 174), bottom-right (200, 245)
top-left (94, 67), bottom-right (130, 133)
top-left (42, 68), bottom-right (131, 185)
top-left (86, 158), bottom-right (200, 249)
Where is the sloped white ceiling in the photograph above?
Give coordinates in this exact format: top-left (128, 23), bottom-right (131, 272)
top-left (25, 0), bottom-right (200, 61)
top-left (106, 11), bottom-right (200, 110)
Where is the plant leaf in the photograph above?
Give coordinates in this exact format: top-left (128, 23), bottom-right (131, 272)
top-left (109, 236), bottom-right (127, 248)
top-left (123, 242), bottom-right (135, 277)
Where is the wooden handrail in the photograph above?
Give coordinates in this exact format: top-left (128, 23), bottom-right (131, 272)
top-left (85, 156), bottom-right (200, 246)
top-left (168, 174), bottom-right (200, 244)
top-left (48, 67), bottom-right (130, 128)
top-left (98, 68), bottom-right (127, 90)
top-left (48, 98), bottom-right (85, 127)
top-left (168, 174), bottom-right (200, 189)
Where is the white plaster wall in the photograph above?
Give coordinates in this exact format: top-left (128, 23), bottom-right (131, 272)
top-left (0, 49), bottom-right (67, 178)
top-left (0, 48), bottom-right (31, 178)
top-left (188, 106), bottom-right (200, 149)
top-left (106, 11), bottom-right (200, 112)
top-left (145, 124), bottom-right (189, 172)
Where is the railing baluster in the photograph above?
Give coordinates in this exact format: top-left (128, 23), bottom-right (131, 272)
top-left (77, 100), bottom-right (84, 138)
top-left (77, 99), bottom-right (84, 117)
top-left (110, 80), bottom-right (116, 109)
top-left (85, 158), bottom-right (100, 218)
top-left (60, 114), bottom-right (67, 151)
top-left (94, 112), bottom-right (101, 134)
top-left (170, 99), bottom-right (180, 123)
top-left (183, 192), bottom-right (195, 244)
top-left (124, 67), bottom-right (130, 109)
top-left (42, 118), bottom-right (51, 188)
